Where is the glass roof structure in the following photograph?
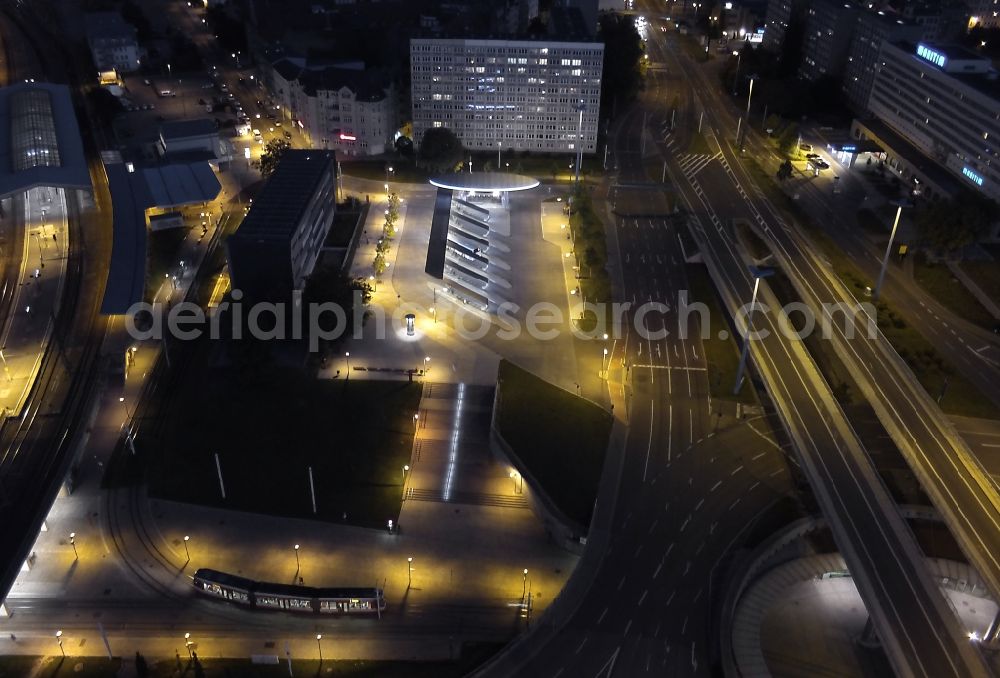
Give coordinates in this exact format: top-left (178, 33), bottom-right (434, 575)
top-left (10, 89), bottom-right (61, 171)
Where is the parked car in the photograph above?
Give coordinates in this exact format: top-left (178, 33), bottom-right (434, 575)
top-left (805, 153), bottom-right (820, 160)
top-left (799, 143), bottom-right (813, 152)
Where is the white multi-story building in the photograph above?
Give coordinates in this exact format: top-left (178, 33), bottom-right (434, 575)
top-left (861, 41), bottom-right (1000, 201)
top-left (410, 38), bottom-right (603, 154)
top-left (84, 12), bottom-right (141, 74)
top-left (842, 10), bottom-right (924, 113)
top-left (266, 59), bottom-right (396, 156)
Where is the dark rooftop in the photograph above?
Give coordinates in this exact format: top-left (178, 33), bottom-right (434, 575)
top-left (160, 118), bottom-right (218, 141)
top-left (232, 150), bottom-right (336, 241)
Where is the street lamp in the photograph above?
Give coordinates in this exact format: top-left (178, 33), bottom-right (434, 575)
top-left (733, 266), bottom-right (774, 394)
top-left (402, 464), bottom-right (409, 482)
top-left (55, 630), bottom-right (65, 657)
top-left (184, 632), bottom-right (192, 658)
top-left (182, 535), bottom-right (190, 562)
top-left (732, 50), bottom-right (742, 95)
top-left (522, 568), bottom-right (529, 598)
top-left (69, 532), bottom-right (78, 560)
top-left (430, 306), bottom-right (436, 323)
top-left (294, 544), bottom-right (300, 570)
top-left (369, 274), bottom-right (377, 292)
top-left (423, 356), bottom-right (430, 374)
top-left (736, 77), bottom-right (755, 150)
top-left (602, 347), bottom-right (609, 377)
top-left (316, 634), bottom-right (323, 662)
top-left (873, 200), bottom-right (911, 301)
top-left (574, 102), bottom-right (586, 183)
top-left (345, 352), bottom-right (351, 378)
top-left (407, 556), bottom-right (413, 588)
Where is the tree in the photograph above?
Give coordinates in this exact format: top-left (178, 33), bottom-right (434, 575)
top-left (373, 253), bottom-right (387, 276)
top-left (135, 652), bottom-right (149, 678)
top-left (776, 159), bottom-right (793, 181)
top-left (598, 13), bottom-right (645, 118)
top-left (916, 192), bottom-right (998, 253)
top-left (87, 87), bottom-right (124, 122)
top-left (417, 127), bottom-right (464, 173)
top-left (777, 123), bottom-right (799, 156)
top-left (254, 138), bottom-right (290, 178)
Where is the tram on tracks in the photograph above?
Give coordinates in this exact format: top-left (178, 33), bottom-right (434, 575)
top-left (192, 568), bottom-right (385, 615)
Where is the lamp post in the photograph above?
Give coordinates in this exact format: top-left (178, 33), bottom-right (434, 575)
top-left (316, 634), bottom-right (323, 662)
top-left (735, 77), bottom-right (755, 150)
top-left (430, 306), bottom-right (436, 323)
top-left (732, 50), bottom-right (742, 95)
top-left (574, 102), bottom-right (586, 183)
top-left (69, 532), bottom-right (78, 559)
top-left (733, 266), bottom-right (774, 395)
top-left (873, 200), bottom-right (911, 301)
top-left (184, 633), bottom-right (192, 658)
top-left (345, 352), bottom-right (351, 379)
top-left (294, 544), bottom-right (300, 570)
top-left (423, 356), bottom-right (430, 374)
top-left (182, 535), bottom-right (190, 562)
top-left (369, 274), bottom-right (377, 292)
top-left (55, 630), bottom-right (65, 657)
top-left (522, 568), bottom-right (529, 598)
top-left (383, 182), bottom-right (389, 198)
top-left (402, 464), bottom-right (409, 482)
top-left (407, 557), bottom-right (413, 588)
top-left (601, 347), bottom-right (609, 378)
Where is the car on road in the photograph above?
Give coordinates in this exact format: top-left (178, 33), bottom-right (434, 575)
top-left (799, 143), bottom-right (813, 152)
top-left (283, 131), bottom-right (292, 140)
top-left (806, 153), bottom-right (820, 160)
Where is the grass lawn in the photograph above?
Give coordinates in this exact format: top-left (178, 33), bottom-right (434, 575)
top-left (686, 130), bottom-right (712, 155)
top-left (912, 253), bottom-right (997, 331)
top-left (340, 158), bottom-right (429, 184)
top-left (962, 257), bottom-right (1000, 318)
top-left (145, 362), bottom-right (422, 528)
top-left (496, 360), bottom-right (612, 527)
top-left (855, 206), bottom-right (894, 237)
top-left (684, 264), bottom-right (756, 405)
top-left (0, 657), bottom-right (121, 677)
top-left (325, 207), bottom-right (365, 248)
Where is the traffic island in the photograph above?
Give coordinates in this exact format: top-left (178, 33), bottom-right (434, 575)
top-left (492, 360), bottom-right (613, 548)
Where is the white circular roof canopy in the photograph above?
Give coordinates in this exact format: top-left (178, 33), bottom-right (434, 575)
top-left (429, 171), bottom-right (539, 192)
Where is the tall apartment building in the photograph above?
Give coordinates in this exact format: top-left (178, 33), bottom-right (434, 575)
top-left (266, 59), bottom-right (396, 156)
top-left (762, 0), bottom-right (808, 51)
top-left (969, 0), bottom-right (1000, 28)
top-left (843, 10), bottom-right (924, 113)
top-left (799, 0), bottom-right (859, 80)
top-left (410, 38), bottom-right (603, 154)
top-left (84, 12), bottom-right (141, 74)
top-left (226, 150), bottom-right (337, 301)
top-left (862, 41), bottom-right (1000, 202)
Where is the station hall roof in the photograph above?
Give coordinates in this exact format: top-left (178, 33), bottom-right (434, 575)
top-left (428, 172), bottom-right (539, 192)
top-left (0, 82), bottom-right (91, 199)
top-left (101, 155), bottom-right (221, 315)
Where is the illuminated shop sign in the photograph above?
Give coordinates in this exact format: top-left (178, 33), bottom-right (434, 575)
top-left (963, 166), bottom-right (984, 186)
top-left (916, 44), bottom-right (946, 68)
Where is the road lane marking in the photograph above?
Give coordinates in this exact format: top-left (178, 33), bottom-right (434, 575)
top-left (653, 562), bottom-right (663, 579)
top-left (648, 519), bottom-right (659, 533)
top-left (731, 465), bottom-right (744, 476)
top-left (618, 575), bottom-right (627, 590)
top-left (597, 606), bottom-right (608, 624)
top-left (575, 637), bottom-right (588, 654)
top-left (666, 590), bottom-right (675, 606)
top-left (695, 498), bottom-right (704, 511)
top-left (752, 451), bottom-right (766, 461)
top-left (710, 480), bottom-right (722, 492)
top-left (638, 589), bottom-right (648, 606)
top-left (624, 619), bottom-right (633, 636)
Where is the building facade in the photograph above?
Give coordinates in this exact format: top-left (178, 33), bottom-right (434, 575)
top-left (265, 60), bottom-right (396, 157)
top-left (762, 0), bottom-right (807, 52)
top-left (84, 12), bottom-right (141, 74)
top-left (842, 10), bottom-right (925, 113)
top-left (226, 150), bottom-right (337, 301)
top-left (410, 38), bottom-right (603, 154)
top-left (799, 0), bottom-right (859, 81)
top-left (865, 41), bottom-right (1000, 201)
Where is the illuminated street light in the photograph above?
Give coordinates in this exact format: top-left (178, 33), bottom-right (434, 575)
top-left (55, 630), bottom-right (65, 657)
top-left (182, 535), bottom-right (190, 562)
top-left (407, 557), bottom-right (413, 588)
top-left (873, 200), bottom-right (911, 301)
top-left (294, 544), bottom-right (301, 570)
top-left (732, 50), bottom-right (742, 95)
top-left (522, 568), bottom-right (529, 598)
top-left (184, 632), bottom-right (192, 658)
top-left (402, 464), bottom-right (409, 482)
top-left (316, 634), bottom-right (323, 661)
top-left (345, 352), bottom-right (351, 379)
top-left (69, 532), bottom-right (78, 560)
top-left (736, 77), bottom-right (755, 151)
top-left (602, 347), bottom-right (609, 377)
top-left (734, 266), bottom-right (774, 394)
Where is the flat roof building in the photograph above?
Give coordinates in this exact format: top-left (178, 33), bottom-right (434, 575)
top-left (799, 0), bottom-right (859, 81)
top-left (842, 10), bottom-right (924, 113)
top-left (862, 41), bottom-right (1000, 202)
top-left (410, 38), bottom-right (603, 155)
top-left (226, 150), bottom-right (337, 301)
